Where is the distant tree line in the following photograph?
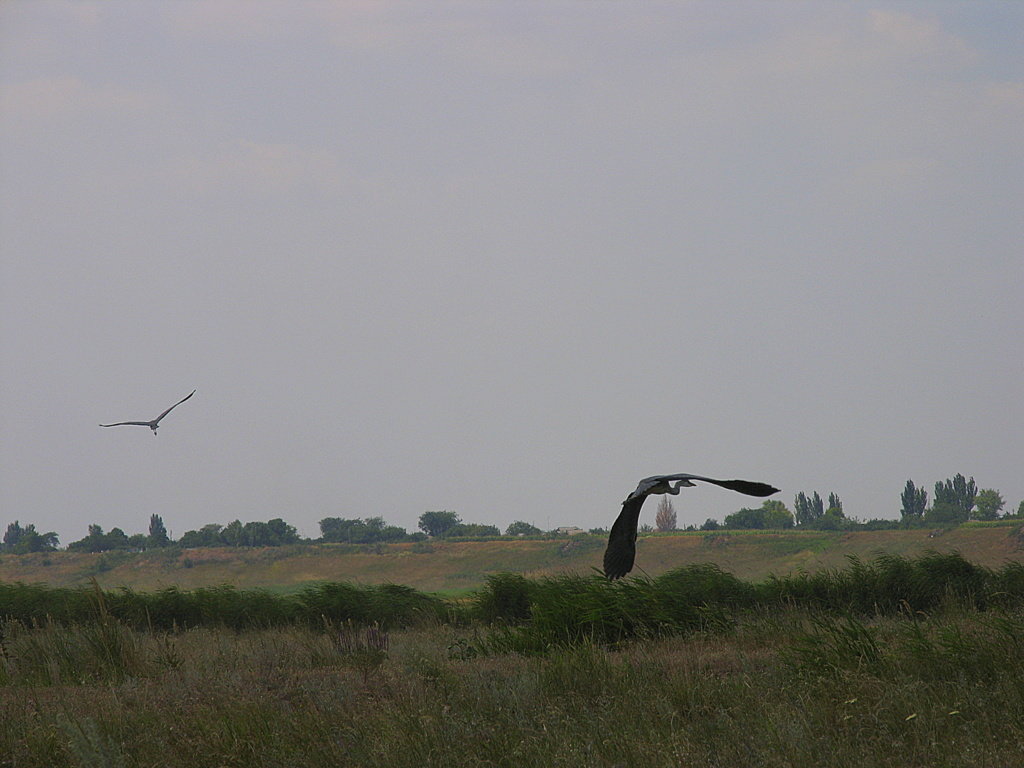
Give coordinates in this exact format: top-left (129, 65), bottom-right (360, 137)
top-left (2, 510), bottom-right (536, 555)
top-left (1, 521), bottom-right (59, 554)
top-left (319, 516), bottom-right (419, 544)
top-left (900, 474), bottom-right (1009, 525)
top-left (4, 474), bottom-right (1021, 555)
top-left (693, 473), bottom-right (1018, 532)
top-left (415, 510), bottom-right (501, 538)
top-left (62, 515), bottom-right (174, 553)
top-left (177, 518), bottom-right (300, 548)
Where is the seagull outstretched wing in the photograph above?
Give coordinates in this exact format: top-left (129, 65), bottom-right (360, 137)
top-left (152, 389), bottom-right (196, 425)
top-left (99, 390), bottom-right (196, 431)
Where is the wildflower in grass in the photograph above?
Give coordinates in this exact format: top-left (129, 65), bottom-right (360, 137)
top-left (333, 620), bottom-right (389, 683)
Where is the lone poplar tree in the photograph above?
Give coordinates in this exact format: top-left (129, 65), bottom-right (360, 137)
top-left (900, 480), bottom-right (927, 521)
top-left (148, 513), bottom-right (170, 547)
top-left (418, 510), bottom-right (461, 538)
top-left (794, 491), bottom-right (825, 526)
top-left (827, 492), bottom-right (843, 516)
top-left (973, 489), bottom-right (1004, 521)
top-left (655, 496), bottom-right (677, 532)
top-left (934, 474), bottom-right (977, 522)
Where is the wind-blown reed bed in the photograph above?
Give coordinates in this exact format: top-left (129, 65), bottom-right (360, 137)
top-left (0, 579), bottom-right (446, 631)
top-left (469, 551), bottom-right (1024, 651)
top-left (3, 606), bottom-right (1024, 766)
top-left (4, 552), bottom-right (1024, 766)
top-left (2, 552), bottom-right (1022, 643)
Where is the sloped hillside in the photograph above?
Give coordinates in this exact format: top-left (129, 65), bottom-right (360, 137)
top-left (2, 523), bottom-right (1022, 594)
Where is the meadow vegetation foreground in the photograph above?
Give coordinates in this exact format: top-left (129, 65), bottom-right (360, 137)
top-left (2, 552), bottom-right (1023, 767)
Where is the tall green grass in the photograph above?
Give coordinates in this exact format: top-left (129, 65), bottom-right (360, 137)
top-left (4, 610), bottom-right (1024, 766)
top-left (4, 552), bottom-right (1024, 766)
top-left (0, 579), bottom-right (445, 631)
top-left (760, 550), bottom-right (999, 613)
top-left (2, 551), bottom-right (1022, 650)
top-left (475, 564), bottom-right (754, 652)
top-left (468, 551), bottom-right (1024, 651)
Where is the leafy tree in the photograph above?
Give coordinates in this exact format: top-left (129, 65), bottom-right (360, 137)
top-left (321, 517), bottom-right (367, 543)
top-left (811, 492), bottom-right (824, 519)
top-left (199, 523), bottom-right (224, 545)
top-left (934, 474), bottom-right (977, 522)
top-left (175, 520), bottom-right (248, 548)
top-left (827, 493), bottom-right (843, 517)
top-left (239, 521), bottom-right (270, 546)
top-left (794, 493), bottom-right (811, 526)
top-left (859, 518), bottom-right (903, 531)
top-left (728, 500), bottom-right (794, 530)
top-left (900, 480), bottom-right (927, 522)
top-left (972, 489), bottom-right (1004, 521)
top-left (27, 526), bottom-right (59, 553)
top-left (148, 514), bottom-right (170, 547)
top-left (793, 491), bottom-right (847, 530)
top-left (447, 523), bottom-right (501, 537)
top-left (178, 523), bottom-right (224, 548)
top-left (222, 519), bottom-right (244, 547)
top-left (320, 516), bottom-right (406, 544)
top-left (700, 518), bottom-right (720, 531)
top-left (824, 500), bottom-right (844, 521)
top-left (418, 510), bottom-right (461, 538)
top-left (815, 508), bottom-right (848, 530)
top-left (67, 524), bottom-right (107, 552)
top-left (655, 496), bottom-right (677, 532)
top-left (3, 521), bottom-right (22, 551)
top-left (106, 528), bottom-right (130, 550)
top-left (762, 499), bottom-right (795, 529)
top-left (69, 524), bottom-right (131, 552)
top-left (267, 517), bottom-right (300, 544)
top-left (925, 501), bottom-right (962, 525)
top-left (506, 520), bottom-right (542, 536)
top-left (723, 507), bottom-right (766, 529)
top-left (794, 492), bottom-right (825, 526)
top-left (175, 517), bottom-right (303, 547)
top-left (377, 524), bottom-right (409, 542)
top-left (230, 518), bottom-right (302, 547)
top-left (1, 521), bottom-right (58, 554)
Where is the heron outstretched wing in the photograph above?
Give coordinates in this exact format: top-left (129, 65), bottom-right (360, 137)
top-left (99, 421), bottom-right (153, 428)
top-left (605, 472), bottom-right (780, 579)
top-left (153, 389), bottom-right (196, 424)
top-left (643, 473), bottom-right (779, 499)
top-left (603, 494), bottom-right (647, 579)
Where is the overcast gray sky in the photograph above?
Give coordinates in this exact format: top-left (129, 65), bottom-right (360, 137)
top-left (1, 1), bottom-right (1021, 546)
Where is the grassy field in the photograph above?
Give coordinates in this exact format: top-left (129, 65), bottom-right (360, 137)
top-left (3, 552), bottom-right (1024, 767)
top-left (3, 523), bottom-right (1023, 593)
top-left (5, 613), bottom-right (1024, 767)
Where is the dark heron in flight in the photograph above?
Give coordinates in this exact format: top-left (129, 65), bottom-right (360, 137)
top-left (603, 473), bottom-right (780, 579)
top-left (99, 390), bottom-right (196, 435)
